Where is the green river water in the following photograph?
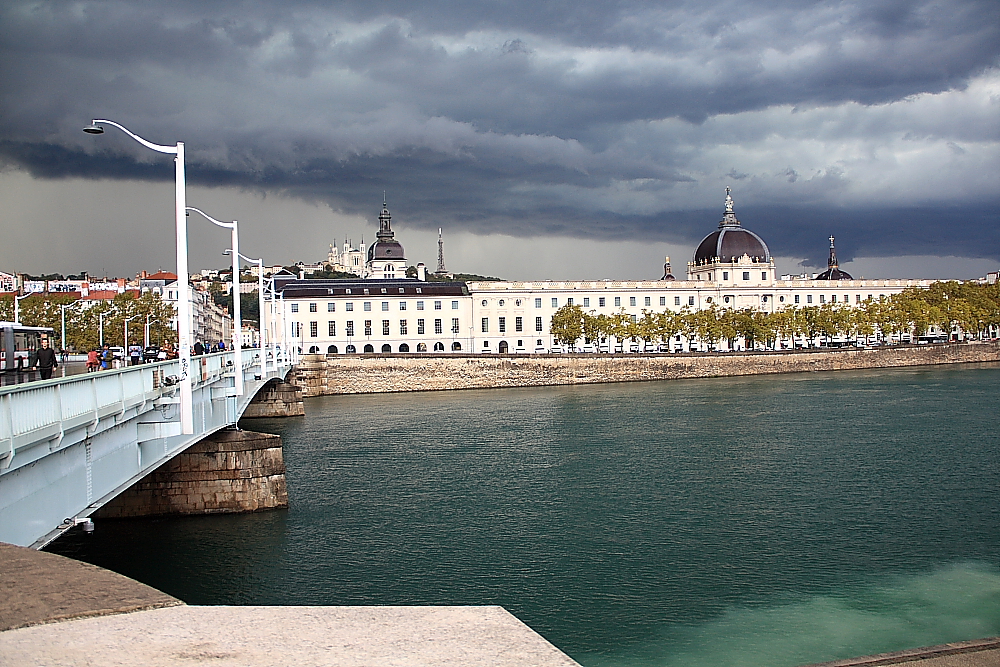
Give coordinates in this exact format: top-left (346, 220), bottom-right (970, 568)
top-left (49, 363), bottom-right (1000, 666)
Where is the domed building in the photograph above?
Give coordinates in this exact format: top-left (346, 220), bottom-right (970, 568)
top-left (687, 188), bottom-right (775, 287)
top-left (815, 236), bottom-right (853, 280)
top-left (366, 200), bottom-right (406, 279)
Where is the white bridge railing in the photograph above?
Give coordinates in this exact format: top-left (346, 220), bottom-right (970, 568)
top-left (0, 348), bottom-right (293, 548)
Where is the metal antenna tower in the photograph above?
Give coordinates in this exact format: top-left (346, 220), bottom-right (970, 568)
top-left (436, 228), bottom-right (447, 273)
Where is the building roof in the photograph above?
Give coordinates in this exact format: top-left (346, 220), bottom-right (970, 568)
top-left (278, 279), bottom-right (469, 298)
top-left (693, 189), bottom-right (771, 264)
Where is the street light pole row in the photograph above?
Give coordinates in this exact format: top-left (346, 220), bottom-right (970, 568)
top-left (84, 119), bottom-right (277, 420)
top-left (186, 207), bottom-right (243, 396)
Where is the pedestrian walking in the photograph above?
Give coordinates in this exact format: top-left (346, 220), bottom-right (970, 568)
top-left (32, 339), bottom-right (58, 380)
top-left (193, 341), bottom-right (205, 355)
top-left (101, 344), bottom-right (114, 370)
top-left (86, 348), bottom-right (100, 372)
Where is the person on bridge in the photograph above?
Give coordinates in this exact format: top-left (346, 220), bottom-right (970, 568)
top-left (86, 348), bottom-right (100, 372)
top-left (32, 339), bottom-right (58, 380)
top-left (101, 344), bottom-right (114, 370)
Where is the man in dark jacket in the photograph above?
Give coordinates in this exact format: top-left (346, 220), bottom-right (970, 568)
top-left (33, 339), bottom-right (58, 380)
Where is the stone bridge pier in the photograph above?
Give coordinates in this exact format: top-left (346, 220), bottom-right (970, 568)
top-left (96, 376), bottom-right (305, 520)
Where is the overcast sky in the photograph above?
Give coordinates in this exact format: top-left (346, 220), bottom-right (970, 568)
top-left (1, 0), bottom-right (997, 280)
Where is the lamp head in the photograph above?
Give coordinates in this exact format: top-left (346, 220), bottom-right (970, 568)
top-left (82, 123), bottom-right (104, 135)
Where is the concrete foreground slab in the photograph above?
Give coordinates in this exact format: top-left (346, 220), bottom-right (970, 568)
top-left (0, 542), bottom-right (180, 631)
top-left (0, 604), bottom-right (581, 667)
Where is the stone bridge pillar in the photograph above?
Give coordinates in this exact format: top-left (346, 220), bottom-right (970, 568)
top-left (241, 377), bottom-right (305, 417)
top-left (94, 430), bottom-right (288, 519)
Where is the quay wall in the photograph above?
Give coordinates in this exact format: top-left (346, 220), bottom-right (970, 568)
top-left (294, 342), bottom-right (1000, 397)
top-left (95, 430), bottom-right (288, 519)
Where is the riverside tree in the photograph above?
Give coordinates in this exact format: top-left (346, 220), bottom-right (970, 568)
top-left (546, 281), bottom-right (1000, 353)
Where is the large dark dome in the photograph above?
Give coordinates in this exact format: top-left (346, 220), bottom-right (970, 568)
top-left (694, 227), bottom-right (770, 263)
top-left (693, 189), bottom-right (770, 263)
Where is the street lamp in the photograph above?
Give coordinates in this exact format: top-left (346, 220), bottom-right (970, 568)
top-left (123, 315), bottom-right (138, 365)
top-left (84, 120), bottom-right (193, 434)
top-left (144, 314), bottom-right (159, 348)
top-left (224, 250), bottom-right (267, 377)
top-left (98, 308), bottom-right (113, 347)
top-left (13, 293), bottom-right (31, 325)
top-left (187, 207), bottom-right (242, 396)
top-left (59, 300), bottom-right (85, 352)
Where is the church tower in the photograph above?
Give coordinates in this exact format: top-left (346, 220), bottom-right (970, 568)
top-left (366, 197), bottom-right (406, 279)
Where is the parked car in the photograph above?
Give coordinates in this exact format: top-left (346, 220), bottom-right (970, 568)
top-left (143, 346), bottom-right (161, 362)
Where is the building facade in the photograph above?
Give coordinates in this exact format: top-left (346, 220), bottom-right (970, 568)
top-left (275, 191), bottom-right (934, 354)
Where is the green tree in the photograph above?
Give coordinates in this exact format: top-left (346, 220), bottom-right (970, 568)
top-left (550, 304), bottom-right (586, 349)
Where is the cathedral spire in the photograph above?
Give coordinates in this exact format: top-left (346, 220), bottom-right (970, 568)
top-left (828, 235), bottom-right (839, 269)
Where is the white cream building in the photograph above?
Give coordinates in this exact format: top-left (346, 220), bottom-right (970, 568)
top-left (274, 192), bottom-right (933, 354)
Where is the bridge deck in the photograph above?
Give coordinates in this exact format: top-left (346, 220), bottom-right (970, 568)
top-left (0, 349), bottom-right (293, 548)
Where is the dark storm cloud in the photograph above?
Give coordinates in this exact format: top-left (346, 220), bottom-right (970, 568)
top-left (0, 0), bottom-right (998, 266)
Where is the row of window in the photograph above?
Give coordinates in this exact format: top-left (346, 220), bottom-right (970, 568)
top-left (309, 342), bottom-right (463, 354)
top-left (480, 316), bottom-right (545, 333)
top-left (293, 318), bottom-right (461, 337)
top-left (788, 294), bottom-right (884, 305)
top-left (523, 296), bottom-right (698, 308)
top-left (695, 271), bottom-right (770, 281)
top-left (292, 300), bottom-right (460, 313)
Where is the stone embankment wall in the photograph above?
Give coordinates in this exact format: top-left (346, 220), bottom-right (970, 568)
top-left (241, 380), bottom-right (305, 417)
top-left (294, 342), bottom-right (1000, 397)
top-left (95, 430), bottom-right (288, 519)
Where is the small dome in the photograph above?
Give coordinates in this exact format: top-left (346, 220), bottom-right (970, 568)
top-left (692, 188), bottom-right (770, 264)
top-left (815, 266), bottom-right (854, 280)
top-left (368, 239), bottom-right (405, 262)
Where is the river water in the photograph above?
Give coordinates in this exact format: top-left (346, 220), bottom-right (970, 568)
top-left (49, 363), bottom-right (1000, 666)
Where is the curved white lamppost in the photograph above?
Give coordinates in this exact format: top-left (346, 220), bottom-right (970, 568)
top-left (13, 293), bottom-right (31, 325)
top-left (224, 250), bottom-right (268, 377)
top-left (187, 207), bottom-right (242, 396)
top-left (59, 300), bottom-right (85, 352)
top-left (122, 315), bottom-right (139, 365)
top-left (84, 120), bottom-right (193, 434)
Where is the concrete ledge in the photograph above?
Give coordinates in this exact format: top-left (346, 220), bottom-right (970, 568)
top-left (0, 542), bottom-right (181, 632)
top-left (0, 605), bottom-right (581, 666)
top-left (801, 637), bottom-right (1000, 666)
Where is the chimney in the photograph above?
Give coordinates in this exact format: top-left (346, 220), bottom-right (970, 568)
top-left (416, 263), bottom-right (426, 281)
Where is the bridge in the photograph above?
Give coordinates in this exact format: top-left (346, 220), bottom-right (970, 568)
top-left (0, 350), bottom-right (295, 549)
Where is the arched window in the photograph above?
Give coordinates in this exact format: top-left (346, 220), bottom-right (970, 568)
top-left (363, 344), bottom-right (374, 353)
top-left (433, 342), bottom-right (445, 352)
top-left (399, 343), bottom-right (410, 352)
top-left (308, 345), bottom-right (319, 353)
top-left (451, 342), bottom-right (462, 351)
top-left (416, 343), bottom-right (427, 352)
top-left (381, 344), bottom-right (392, 353)
top-left (498, 340), bottom-right (508, 353)
top-left (346, 344), bottom-right (356, 353)
top-left (327, 345), bottom-right (338, 354)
